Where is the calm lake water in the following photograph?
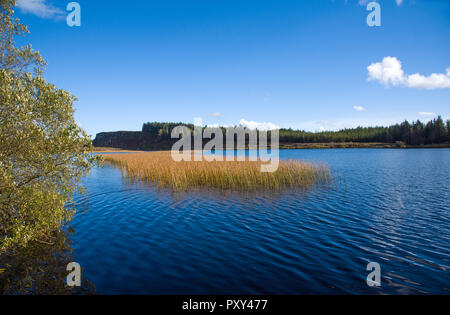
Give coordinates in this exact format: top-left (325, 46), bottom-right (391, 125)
top-left (71, 149), bottom-right (450, 294)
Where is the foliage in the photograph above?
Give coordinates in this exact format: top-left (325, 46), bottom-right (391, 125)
top-left (0, 0), bottom-right (99, 252)
top-left (280, 117), bottom-right (449, 145)
top-left (142, 117), bottom-right (450, 146)
top-left (142, 122), bottom-right (194, 138)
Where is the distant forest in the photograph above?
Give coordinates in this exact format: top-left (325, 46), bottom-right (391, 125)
top-left (142, 116), bottom-right (450, 145)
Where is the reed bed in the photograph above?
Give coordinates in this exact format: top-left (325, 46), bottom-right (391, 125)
top-left (102, 151), bottom-right (332, 191)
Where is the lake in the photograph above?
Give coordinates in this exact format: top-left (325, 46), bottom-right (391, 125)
top-left (70, 149), bottom-right (450, 294)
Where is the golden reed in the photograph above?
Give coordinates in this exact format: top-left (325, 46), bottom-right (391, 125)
top-left (102, 151), bottom-right (331, 191)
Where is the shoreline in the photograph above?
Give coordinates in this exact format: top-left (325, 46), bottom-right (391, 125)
top-left (92, 142), bottom-right (450, 152)
top-left (279, 142), bottom-right (450, 149)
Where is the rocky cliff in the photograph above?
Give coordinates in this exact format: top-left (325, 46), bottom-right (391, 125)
top-left (93, 131), bottom-right (168, 150)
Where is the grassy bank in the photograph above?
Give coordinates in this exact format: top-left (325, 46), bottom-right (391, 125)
top-left (90, 147), bottom-right (143, 153)
top-left (103, 151), bottom-right (331, 191)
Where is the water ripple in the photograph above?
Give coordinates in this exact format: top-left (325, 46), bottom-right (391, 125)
top-left (70, 149), bottom-right (450, 294)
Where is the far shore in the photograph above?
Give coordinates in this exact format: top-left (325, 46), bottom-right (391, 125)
top-left (92, 142), bottom-right (450, 152)
top-left (279, 142), bottom-right (450, 149)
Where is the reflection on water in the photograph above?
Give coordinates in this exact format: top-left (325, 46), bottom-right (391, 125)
top-left (67, 149), bottom-right (450, 294)
top-left (4, 149), bottom-right (450, 294)
top-left (0, 229), bottom-right (95, 295)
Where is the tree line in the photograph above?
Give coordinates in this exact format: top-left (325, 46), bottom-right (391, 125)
top-left (142, 116), bottom-right (450, 145)
top-left (279, 116), bottom-right (449, 144)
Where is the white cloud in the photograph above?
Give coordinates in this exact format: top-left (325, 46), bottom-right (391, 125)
top-left (406, 69), bottom-right (450, 89)
top-left (16, 0), bottom-right (65, 19)
top-left (419, 112), bottom-right (435, 117)
top-left (204, 119), bottom-right (279, 130)
top-left (358, 0), bottom-right (403, 6)
top-left (358, 0), bottom-right (367, 5)
top-left (367, 56), bottom-right (405, 86)
top-left (239, 119), bottom-right (280, 131)
top-left (208, 112), bottom-right (225, 118)
top-left (289, 117), bottom-right (412, 132)
top-left (353, 105), bottom-right (365, 112)
top-left (367, 57), bottom-right (450, 90)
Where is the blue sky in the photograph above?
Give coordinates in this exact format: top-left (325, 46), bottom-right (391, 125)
top-left (14, 0), bottom-right (450, 136)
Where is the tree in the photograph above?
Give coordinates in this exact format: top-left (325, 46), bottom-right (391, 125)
top-left (446, 120), bottom-right (450, 142)
top-left (434, 116), bottom-right (447, 144)
top-left (0, 0), bottom-right (99, 253)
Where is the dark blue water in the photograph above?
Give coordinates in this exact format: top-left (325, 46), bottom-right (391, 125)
top-left (71, 149), bottom-right (450, 294)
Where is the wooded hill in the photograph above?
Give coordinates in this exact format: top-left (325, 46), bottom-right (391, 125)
top-left (141, 116), bottom-right (450, 145)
